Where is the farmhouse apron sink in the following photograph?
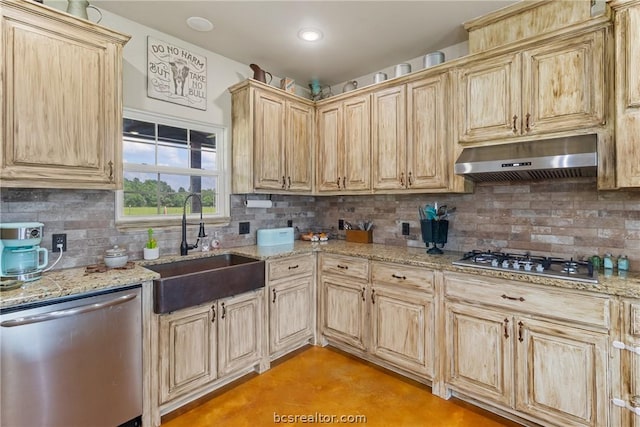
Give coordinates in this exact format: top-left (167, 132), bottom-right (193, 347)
top-left (148, 254), bottom-right (265, 314)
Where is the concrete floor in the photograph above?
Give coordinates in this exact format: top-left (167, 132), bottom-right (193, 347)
top-left (162, 346), bottom-right (522, 427)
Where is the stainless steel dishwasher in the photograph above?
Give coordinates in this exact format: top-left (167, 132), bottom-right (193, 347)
top-left (1, 285), bottom-right (142, 427)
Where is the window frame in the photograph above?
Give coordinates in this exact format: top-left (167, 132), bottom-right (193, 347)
top-left (115, 108), bottom-right (230, 228)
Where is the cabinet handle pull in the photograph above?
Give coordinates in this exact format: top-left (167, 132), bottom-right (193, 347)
top-left (211, 305), bottom-right (216, 322)
top-left (525, 113), bottom-right (531, 132)
top-left (108, 161), bottom-right (114, 182)
top-left (503, 318), bottom-right (509, 339)
top-left (408, 172), bottom-right (413, 186)
top-left (343, 177), bottom-right (346, 189)
top-left (288, 264), bottom-right (299, 270)
top-left (361, 287), bottom-right (365, 301)
top-left (501, 294), bottom-right (524, 302)
top-left (391, 274), bottom-right (406, 280)
top-left (400, 172), bottom-right (405, 186)
top-left (518, 321), bottom-right (524, 342)
top-left (337, 177), bottom-right (341, 189)
top-left (371, 288), bottom-right (376, 304)
top-left (272, 289), bottom-right (277, 303)
top-left (282, 176), bottom-right (286, 189)
top-left (512, 115), bottom-right (518, 133)
top-left (221, 302), bottom-right (226, 319)
top-left (337, 264), bottom-right (348, 270)
top-left (288, 176), bottom-right (291, 189)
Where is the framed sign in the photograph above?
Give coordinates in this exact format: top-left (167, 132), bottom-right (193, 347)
top-left (147, 37), bottom-right (207, 110)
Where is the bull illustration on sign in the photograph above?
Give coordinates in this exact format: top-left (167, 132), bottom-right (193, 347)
top-left (147, 37), bottom-right (207, 110)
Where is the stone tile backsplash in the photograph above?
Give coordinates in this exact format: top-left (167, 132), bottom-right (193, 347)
top-left (1, 177), bottom-right (639, 271)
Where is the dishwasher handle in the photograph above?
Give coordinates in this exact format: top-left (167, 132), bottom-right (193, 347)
top-left (1, 292), bottom-right (138, 327)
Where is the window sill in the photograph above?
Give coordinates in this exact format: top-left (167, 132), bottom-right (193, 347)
top-left (115, 216), bottom-right (231, 232)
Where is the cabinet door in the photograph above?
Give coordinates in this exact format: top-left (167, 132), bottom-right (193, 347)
top-left (615, 4), bottom-right (640, 188)
top-left (320, 277), bottom-right (367, 350)
top-left (445, 302), bottom-right (514, 407)
top-left (515, 317), bottom-right (608, 427)
top-left (217, 291), bottom-right (264, 377)
top-left (159, 304), bottom-right (217, 404)
top-left (372, 86), bottom-right (407, 190)
top-left (316, 102), bottom-right (343, 192)
top-left (0, 6), bottom-right (126, 189)
top-left (523, 30), bottom-right (605, 135)
top-left (269, 276), bottom-right (314, 354)
top-left (342, 95), bottom-right (371, 191)
top-left (406, 74), bottom-right (449, 190)
top-left (254, 89), bottom-right (286, 190)
top-left (457, 52), bottom-right (521, 143)
top-left (370, 285), bottom-right (434, 377)
top-left (285, 101), bottom-right (313, 191)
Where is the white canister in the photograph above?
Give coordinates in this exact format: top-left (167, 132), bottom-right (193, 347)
top-left (373, 72), bottom-right (387, 84)
top-left (423, 51), bottom-right (445, 68)
top-left (394, 63), bottom-right (411, 78)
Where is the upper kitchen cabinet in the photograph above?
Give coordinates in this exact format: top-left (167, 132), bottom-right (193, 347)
top-left (230, 80), bottom-right (314, 194)
top-left (457, 28), bottom-right (606, 144)
top-left (372, 73), bottom-right (454, 192)
top-left (316, 95), bottom-right (371, 193)
top-left (0, 0), bottom-right (130, 189)
top-left (611, 0), bottom-right (640, 188)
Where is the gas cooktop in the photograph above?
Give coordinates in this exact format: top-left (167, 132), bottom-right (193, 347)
top-left (452, 250), bottom-right (598, 284)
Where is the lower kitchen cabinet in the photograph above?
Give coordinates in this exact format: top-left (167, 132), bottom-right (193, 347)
top-left (159, 303), bottom-right (217, 404)
top-left (444, 271), bottom-right (611, 427)
top-left (319, 254), bottom-right (435, 380)
top-left (319, 253), bottom-right (369, 351)
top-left (613, 299), bottom-right (640, 427)
top-left (267, 254), bottom-right (315, 357)
top-left (157, 289), bottom-right (265, 407)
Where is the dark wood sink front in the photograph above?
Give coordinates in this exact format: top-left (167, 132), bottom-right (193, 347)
top-left (148, 254), bottom-right (265, 314)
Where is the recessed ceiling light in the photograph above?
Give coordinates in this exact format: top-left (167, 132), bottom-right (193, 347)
top-left (298, 28), bottom-right (323, 42)
top-left (187, 16), bottom-right (214, 32)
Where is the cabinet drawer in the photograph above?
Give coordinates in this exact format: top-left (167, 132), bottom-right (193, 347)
top-left (268, 254), bottom-right (314, 281)
top-left (319, 253), bottom-right (369, 281)
top-left (371, 261), bottom-right (434, 292)
top-left (444, 272), bottom-right (611, 329)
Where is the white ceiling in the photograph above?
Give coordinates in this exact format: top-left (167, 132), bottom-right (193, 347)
top-left (93, 1), bottom-right (519, 86)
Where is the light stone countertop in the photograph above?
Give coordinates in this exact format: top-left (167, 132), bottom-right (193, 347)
top-left (2, 240), bottom-right (639, 310)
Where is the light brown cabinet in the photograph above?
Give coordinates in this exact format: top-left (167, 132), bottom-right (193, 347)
top-left (457, 29), bottom-right (605, 144)
top-left (319, 254), bottom-right (435, 380)
top-left (230, 80), bottom-right (314, 194)
top-left (157, 289), bottom-right (264, 407)
top-left (316, 95), bottom-right (371, 193)
top-left (267, 254), bottom-right (315, 357)
top-left (0, 0), bottom-right (129, 189)
top-left (612, 0), bottom-right (640, 188)
top-left (371, 73), bottom-right (451, 192)
top-left (444, 272), bottom-right (610, 427)
top-left (612, 299), bottom-right (640, 426)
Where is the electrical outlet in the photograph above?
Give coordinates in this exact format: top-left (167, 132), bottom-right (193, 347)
top-left (338, 219), bottom-right (344, 230)
top-left (239, 222), bottom-right (250, 235)
top-left (402, 222), bottom-right (410, 236)
top-left (287, 219), bottom-right (293, 227)
top-left (52, 233), bottom-right (67, 252)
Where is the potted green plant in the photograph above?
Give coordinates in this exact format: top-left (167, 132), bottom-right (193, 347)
top-left (143, 228), bottom-right (159, 260)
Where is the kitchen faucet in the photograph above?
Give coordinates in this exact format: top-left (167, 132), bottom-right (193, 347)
top-left (180, 193), bottom-right (207, 256)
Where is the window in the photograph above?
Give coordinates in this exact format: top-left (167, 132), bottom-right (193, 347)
top-left (116, 109), bottom-right (229, 225)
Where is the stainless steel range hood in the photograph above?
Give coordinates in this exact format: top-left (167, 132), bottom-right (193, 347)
top-left (454, 134), bottom-right (597, 182)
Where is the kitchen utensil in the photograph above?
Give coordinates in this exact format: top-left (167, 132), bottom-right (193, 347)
top-left (343, 80), bottom-right (358, 93)
top-left (250, 64), bottom-right (272, 84)
top-left (394, 63), bottom-right (411, 77)
top-left (420, 219), bottom-right (448, 254)
top-left (373, 72), bottom-right (387, 84)
top-left (423, 51), bottom-right (445, 68)
top-left (104, 245), bottom-right (128, 268)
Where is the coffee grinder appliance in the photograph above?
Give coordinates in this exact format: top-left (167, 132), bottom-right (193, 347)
top-left (0, 222), bottom-right (48, 288)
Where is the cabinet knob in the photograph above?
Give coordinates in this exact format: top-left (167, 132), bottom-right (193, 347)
top-left (512, 115), bottom-right (519, 134)
top-left (400, 172), bottom-right (405, 186)
top-left (337, 177), bottom-right (341, 189)
top-left (281, 176), bottom-right (286, 189)
top-left (272, 288), bottom-right (277, 303)
top-left (287, 176), bottom-right (291, 189)
top-left (408, 172), bottom-right (413, 186)
top-left (525, 113), bottom-right (531, 132)
top-left (503, 318), bottom-right (510, 339)
top-left (518, 320), bottom-right (524, 342)
top-left (108, 161), bottom-right (114, 182)
top-left (211, 305), bottom-right (216, 322)
top-left (221, 302), bottom-right (226, 319)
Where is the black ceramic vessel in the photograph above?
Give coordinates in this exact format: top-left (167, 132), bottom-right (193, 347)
top-left (420, 219), bottom-right (449, 254)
